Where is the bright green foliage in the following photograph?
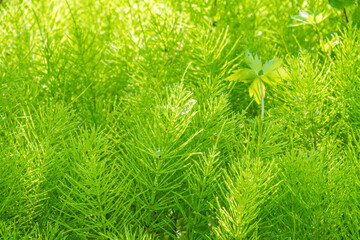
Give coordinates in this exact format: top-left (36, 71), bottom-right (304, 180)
top-left (214, 157), bottom-right (279, 239)
top-left (352, 4), bottom-right (360, 26)
top-left (320, 33), bottom-right (340, 54)
top-left (329, 0), bottom-right (355, 9)
top-left (2, 0), bottom-right (360, 239)
top-left (226, 50), bottom-right (288, 105)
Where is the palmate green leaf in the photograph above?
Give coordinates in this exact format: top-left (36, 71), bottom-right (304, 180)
top-left (289, 10), bottom-right (328, 27)
top-left (249, 78), bottom-right (265, 104)
top-left (226, 50), bottom-right (288, 105)
top-left (262, 59), bottom-right (289, 86)
top-left (314, 12), bottom-right (329, 24)
top-left (263, 68), bottom-right (290, 86)
top-left (245, 50), bottom-right (262, 75)
top-left (225, 68), bottom-right (257, 83)
top-left (262, 58), bottom-right (283, 76)
top-left (329, 0), bottom-right (355, 9)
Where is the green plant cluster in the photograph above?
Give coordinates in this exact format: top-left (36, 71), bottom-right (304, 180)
top-left (1, 0), bottom-right (360, 239)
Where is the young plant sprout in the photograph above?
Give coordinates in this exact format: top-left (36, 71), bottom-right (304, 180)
top-left (289, 10), bottom-right (328, 41)
top-left (289, 10), bottom-right (328, 27)
top-left (226, 50), bottom-right (289, 120)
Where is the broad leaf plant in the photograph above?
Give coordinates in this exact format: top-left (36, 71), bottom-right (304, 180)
top-left (226, 50), bottom-right (289, 120)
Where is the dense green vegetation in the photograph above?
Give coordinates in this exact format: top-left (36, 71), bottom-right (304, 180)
top-left (1, 0), bottom-right (360, 239)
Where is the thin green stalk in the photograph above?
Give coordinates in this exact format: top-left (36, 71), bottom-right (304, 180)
top-left (313, 23), bottom-right (322, 44)
top-left (259, 76), bottom-right (264, 120)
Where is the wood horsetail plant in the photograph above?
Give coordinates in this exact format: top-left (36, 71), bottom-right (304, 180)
top-left (226, 50), bottom-right (289, 120)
